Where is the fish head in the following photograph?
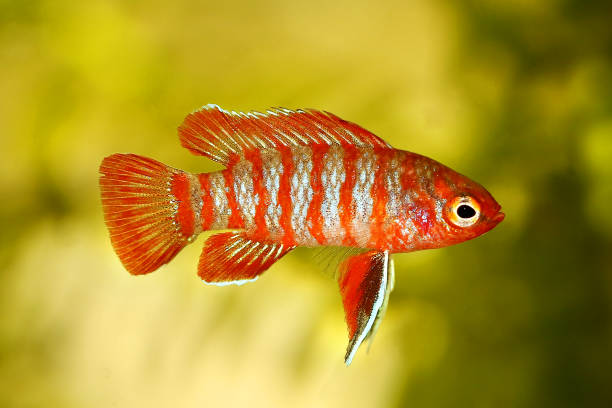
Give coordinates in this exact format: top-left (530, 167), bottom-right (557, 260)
top-left (430, 163), bottom-right (505, 246)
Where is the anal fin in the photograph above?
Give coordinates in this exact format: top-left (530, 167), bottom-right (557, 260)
top-left (199, 232), bottom-right (294, 285)
top-left (338, 250), bottom-right (392, 365)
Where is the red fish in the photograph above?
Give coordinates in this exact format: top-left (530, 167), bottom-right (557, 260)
top-left (99, 104), bottom-right (504, 365)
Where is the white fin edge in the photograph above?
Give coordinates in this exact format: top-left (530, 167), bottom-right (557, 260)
top-left (367, 256), bottom-right (395, 351)
top-left (202, 276), bottom-right (259, 287)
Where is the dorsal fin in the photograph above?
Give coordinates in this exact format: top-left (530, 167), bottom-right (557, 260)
top-left (178, 104), bottom-right (392, 165)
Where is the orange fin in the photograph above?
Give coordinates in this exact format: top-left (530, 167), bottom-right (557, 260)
top-left (199, 232), bottom-right (295, 285)
top-left (178, 104), bottom-right (391, 165)
top-left (99, 154), bottom-right (199, 275)
top-left (338, 250), bottom-right (391, 365)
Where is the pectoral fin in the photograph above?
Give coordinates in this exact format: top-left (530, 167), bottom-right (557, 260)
top-left (337, 250), bottom-right (392, 365)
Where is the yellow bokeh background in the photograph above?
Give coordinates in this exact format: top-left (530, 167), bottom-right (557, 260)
top-left (2, 1), bottom-right (612, 406)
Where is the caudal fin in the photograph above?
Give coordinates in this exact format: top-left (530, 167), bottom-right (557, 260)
top-left (99, 154), bottom-right (201, 275)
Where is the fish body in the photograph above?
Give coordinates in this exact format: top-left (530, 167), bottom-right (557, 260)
top-left (100, 104), bottom-right (504, 364)
top-left (173, 145), bottom-right (501, 251)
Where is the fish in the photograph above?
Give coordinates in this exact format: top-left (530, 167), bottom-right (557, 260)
top-left (99, 104), bottom-right (505, 365)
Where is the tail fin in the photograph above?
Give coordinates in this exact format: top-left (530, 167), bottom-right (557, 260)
top-left (99, 154), bottom-right (201, 275)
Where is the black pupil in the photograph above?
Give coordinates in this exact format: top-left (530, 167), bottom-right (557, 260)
top-left (457, 204), bottom-right (476, 219)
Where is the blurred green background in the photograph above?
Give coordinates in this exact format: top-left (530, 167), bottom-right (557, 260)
top-left (2, 0), bottom-right (612, 407)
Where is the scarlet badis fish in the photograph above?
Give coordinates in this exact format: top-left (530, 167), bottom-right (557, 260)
top-left (99, 104), bottom-right (505, 365)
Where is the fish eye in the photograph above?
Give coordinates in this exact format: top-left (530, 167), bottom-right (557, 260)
top-left (448, 196), bottom-right (480, 227)
top-left (457, 204), bottom-right (476, 219)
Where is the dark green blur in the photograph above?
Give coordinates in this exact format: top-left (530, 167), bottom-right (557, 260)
top-left (1, 0), bottom-right (611, 407)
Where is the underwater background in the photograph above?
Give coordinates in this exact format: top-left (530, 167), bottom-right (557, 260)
top-left (1, 0), bottom-right (611, 406)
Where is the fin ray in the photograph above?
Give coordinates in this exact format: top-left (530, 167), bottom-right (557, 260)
top-left (99, 154), bottom-right (197, 275)
top-left (178, 104), bottom-right (392, 165)
top-left (311, 246), bottom-right (369, 280)
top-left (199, 232), bottom-right (295, 285)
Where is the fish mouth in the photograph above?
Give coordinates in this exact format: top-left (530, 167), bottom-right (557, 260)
top-left (492, 211), bottom-right (505, 224)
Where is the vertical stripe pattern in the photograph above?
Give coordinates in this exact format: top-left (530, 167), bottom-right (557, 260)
top-left (320, 144), bottom-right (346, 245)
top-left (306, 145), bottom-right (329, 244)
top-left (208, 172), bottom-right (230, 229)
top-left (198, 146), bottom-right (442, 252)
top-left (339, 147), bottom-right (358, 246)
top-left (261, 149), bottom-right (284, 239)
top-left (290, 146), bottom-right (316, 245)
top-left (232, 159), bottom-right (257, 233)
top-left (384, 152), bottom-right (403, 219)
top-left (351, 148), bottom-right (377, 247)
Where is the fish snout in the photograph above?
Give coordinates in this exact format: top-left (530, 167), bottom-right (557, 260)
top-left (492, 211), bottom-right (505, 224)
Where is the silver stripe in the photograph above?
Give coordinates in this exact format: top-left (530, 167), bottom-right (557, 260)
top-left (188, 173), bottom-right (203, 237)
top-left (435, 198), bottom-right (449, 230)
top-left (261, 149), bottom-right (284, 239)
top-left (399, 216), bottom-right (418, 249)
top-left (381, 152), bottom-right (402, 248)
top-left (209, 172), bottom-right (229, 229)
top-left (384, 152), bottom-right (402, 219)
top-left (352, 148), bottom-right (376, 247)
top-left (233, 159), bottom-right (257, 233)
top-left (290, 146), bottom-right (316, 245)
top-left (320, 145), bottom-right (345, 245)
